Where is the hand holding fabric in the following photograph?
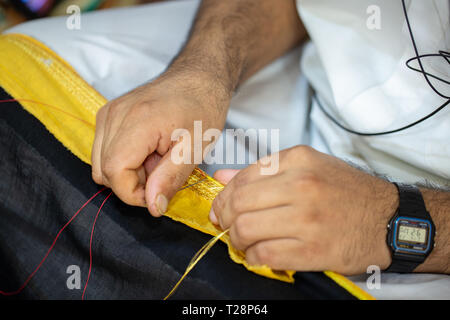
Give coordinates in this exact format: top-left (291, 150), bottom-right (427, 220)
top-left (91, 71), bottom-right (230, 217)
top-left (210, 146), bottom-right (398, 275)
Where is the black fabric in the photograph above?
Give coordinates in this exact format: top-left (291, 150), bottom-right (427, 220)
top-left (0, 87), bottom-right (356, 300)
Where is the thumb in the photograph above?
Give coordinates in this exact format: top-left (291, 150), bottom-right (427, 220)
top-left (213, 169), bottom-right (241, 185)
top-left (145, 150), bottom-right (195, 217)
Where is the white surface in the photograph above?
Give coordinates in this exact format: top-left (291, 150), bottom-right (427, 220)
top-left (6, 0), bottom-right (449, 299)
top-left (349, 273), bottom-right (450, 300)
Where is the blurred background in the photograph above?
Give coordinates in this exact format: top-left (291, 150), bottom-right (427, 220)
top-left (0, 0), bottom-right (165, 32)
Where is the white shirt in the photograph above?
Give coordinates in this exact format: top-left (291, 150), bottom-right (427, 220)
top-left (297, 0), bottom-right (450, 186)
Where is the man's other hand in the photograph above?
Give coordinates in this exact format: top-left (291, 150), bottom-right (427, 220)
top-left (210, 146), bottom-right (399, 275)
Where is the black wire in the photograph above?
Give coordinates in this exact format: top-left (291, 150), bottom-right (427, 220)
top-left (315, 96), bottom-right (450, 136)
top-left (313, 0), bottom-right (450, 136)
top-left (405, 51), bottom-right (450, 87)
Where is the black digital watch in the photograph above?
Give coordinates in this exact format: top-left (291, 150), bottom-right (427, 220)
top-left (385, 183), bottom-right (436, 273)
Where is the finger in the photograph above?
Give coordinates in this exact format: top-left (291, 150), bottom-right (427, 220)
top-left (101, 102), bottom-right (132, 166)
top-left (144, 153), bottom-right (163, 175)
top-left (91, 105), bottom-right (108, 185)
top-left (229, 206), bottom-right (302, 251)
top-left (212, 160), bottom-right (273, 201)
top-left (209, 169), bottom-right (240, 224)
top-left (110, 168), bottom-right (147, 207)
top-left (145, 149), bottom-right (196, 217)
top-left (136, 153), bottom-right (163, 187)
top-left (213, 169), bottom-right (240, 185)
top-left (210, 166), bottom-right (265, 226)
top-left (246, 238), bottom-right (322, 271)
top-left (101, 122), bottom-right (160, 207)
top-left (213, 173), bottom-right (293, 230)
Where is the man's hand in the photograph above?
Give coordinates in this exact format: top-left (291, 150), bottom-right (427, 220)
top-left (91, 0), bottom-right (305, 216)
top-left (92, 71), bottom-right (229, 216)
top-left (210, 146), bottom-right (398, 275)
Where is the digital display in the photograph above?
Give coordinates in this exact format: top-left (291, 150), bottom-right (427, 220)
top-left (398, 225), bottom-right (427, 244)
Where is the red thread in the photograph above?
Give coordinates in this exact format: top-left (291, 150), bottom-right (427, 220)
top-left (0, 99), bottom-right (95, 127)
top-left (0, 97), bottom-right (208, 299)
top-left (0, 97), bottom-right (113, 299)
top-left (82, 191), bottom-right (113, 300)
top-left (0, 188), bottom-right (107, 296)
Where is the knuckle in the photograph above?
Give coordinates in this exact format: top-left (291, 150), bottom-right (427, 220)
top-left (308, 240), bottom-right (324, 256)
top-left (107, 101), bottom-right (121, 115)
top-left (301, 208), bottom-right (323, 226)
top-left (233, 171), bottom-right (250, 186)
top-left (213, 191), bottom-right (226, 212)
top-left (232, 215), bottom-right (254, 247)
top-left (229, 188), bottom-right (245, 213)
top-left (286, 145), bottom-right (315, 163)
top-left (291, 172), bottom-right (322, 194)
top-left (101, 157), bottom-right (117, 180)
top-left (91, 169), bottom-right (103, 184)
top-left (134, 101), bottom-right (152, 110)
top-left (252, 243), bottom-right (276, 266)
top-left (123, 193), bottom-right (142, 207)
top-left (298, 242), bottom-right (322, 268)
top-left (296, 145), bottom-right (315, 157)
top-left (308, 241), bottom-right (328, 267)
top-left (132, 102), bottom-right (154, 118)
top-left (340, 244), bottom-right (356, 270)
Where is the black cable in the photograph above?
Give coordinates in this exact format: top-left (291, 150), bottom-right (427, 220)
top-left (313, 0), bottom-right (450, 136)
top-left (405, 51), bottom-right (450, 87)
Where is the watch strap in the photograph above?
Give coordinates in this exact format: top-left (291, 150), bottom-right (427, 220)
top-left (392, 183), bottom-right (431, 220)
top-left (385, 258), bottom-right (422, 273)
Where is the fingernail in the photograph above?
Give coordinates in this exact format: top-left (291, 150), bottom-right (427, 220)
top-left (156, 194), bottom-right (168, 216)
top-left (209, 208), bottom-right (218, 225)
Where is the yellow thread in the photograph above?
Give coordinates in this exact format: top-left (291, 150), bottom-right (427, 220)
top-left (164, 229), bottom-right (230, 300)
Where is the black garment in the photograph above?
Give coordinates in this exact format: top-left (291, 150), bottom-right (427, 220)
top-left (0, 87), bottom-right (355, 300)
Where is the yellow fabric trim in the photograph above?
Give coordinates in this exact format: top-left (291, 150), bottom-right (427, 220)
top-left (324, 271), bottom-right (375, 300)
top-left (0, 34), bottom-right (101, 165)
top-left (0, 33), bottom-right (374, 298)
top-left (167, 168), bottom-right (296, 283)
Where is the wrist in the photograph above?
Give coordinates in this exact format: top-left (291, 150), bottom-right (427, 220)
top-left (168, 63), bottom-right (232, 97)
top-left (156, 66), bottom-right (232, 121)
top-left (374, 180), bottom-right (399, 270)
top-left (168, 13), bottom-right (248, 97)
top-left (169, 47), bottom-right (241, 97)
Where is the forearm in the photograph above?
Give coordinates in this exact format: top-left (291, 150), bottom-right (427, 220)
top-left (167, 0), bottom-right (306, 98)
top-left (415, 188), bottom-right (450, 274)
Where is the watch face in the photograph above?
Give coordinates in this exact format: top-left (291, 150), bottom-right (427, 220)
top-left (393, 217), bottom-right (431, 255)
